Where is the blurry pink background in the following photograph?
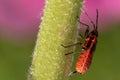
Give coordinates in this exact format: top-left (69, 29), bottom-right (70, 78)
top-left (81, 0), bottom-right (120, 31)
top-left (0, 0), bottom-right (45, 43)
top-left (0, 0), bottom-right (120, 42)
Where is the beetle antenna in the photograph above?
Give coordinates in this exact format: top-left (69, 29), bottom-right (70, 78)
top-left (83, 9), bottom-right (96, 29)
top-left (96, 9), bottom-right (98, 30)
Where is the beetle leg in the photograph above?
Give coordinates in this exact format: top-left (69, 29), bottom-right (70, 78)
top-left (68, 71), bottom-right (77, 76)
top-left (65, 51), bottom-right (74, 55)
top-left (61, 42), bottom-right (82, 48)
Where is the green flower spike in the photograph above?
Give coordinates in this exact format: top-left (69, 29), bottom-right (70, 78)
top-left (28, 0), bottom-right (83, 80)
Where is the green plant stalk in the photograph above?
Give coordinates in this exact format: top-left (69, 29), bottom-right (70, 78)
top-left (28, 0), bottom-right (82, 80)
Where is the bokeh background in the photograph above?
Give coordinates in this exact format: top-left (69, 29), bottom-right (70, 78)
top-left (0, 0), bottom-right (120, 80)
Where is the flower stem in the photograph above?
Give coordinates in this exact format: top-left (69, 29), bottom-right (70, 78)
top-left (28, 0), bottom-right (83, 80)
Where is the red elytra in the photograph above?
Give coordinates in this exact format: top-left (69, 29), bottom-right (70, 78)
top-left (76, 49), bottom-right (94, 74)
top-left (62, 9), bottom-right (99, 75)
top-left (76, 33), bottom-right (97, 74)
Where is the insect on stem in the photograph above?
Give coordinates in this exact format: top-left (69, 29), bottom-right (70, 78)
top-left (63, 9), bottom-right (99, 76)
